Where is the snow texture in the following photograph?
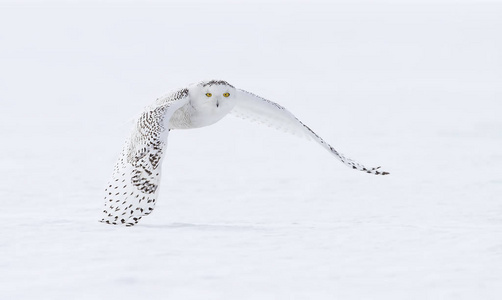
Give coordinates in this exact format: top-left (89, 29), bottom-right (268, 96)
top-left (1, 1), bottom-right (501, 299)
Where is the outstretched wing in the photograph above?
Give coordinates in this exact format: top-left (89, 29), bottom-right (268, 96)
top-left (100, 89), bottom-right (190, 226)
top-left (231, 89), bottom-right (389, 175)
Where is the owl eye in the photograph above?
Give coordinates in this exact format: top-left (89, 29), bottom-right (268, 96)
top-left (223, 93), bottom-right (230, 97)
top-left (205, 93), bottom-right (212, 97)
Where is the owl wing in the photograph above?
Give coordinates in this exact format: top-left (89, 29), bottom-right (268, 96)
top-left (100, 88), bottom-right (190, 226)
top-left (231, 89), bottom-right (389, 175)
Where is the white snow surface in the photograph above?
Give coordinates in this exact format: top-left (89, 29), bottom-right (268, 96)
top-left (1, 1), bottom-right (502, 299)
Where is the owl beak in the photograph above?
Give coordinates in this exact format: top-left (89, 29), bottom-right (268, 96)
top-left (216, 100), bottom-right (220, 108)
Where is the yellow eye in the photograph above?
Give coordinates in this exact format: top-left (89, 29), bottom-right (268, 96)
top-left (223, 93), bottom-right (230, 97)
top-left (205, 93), bottom-right (212, 97)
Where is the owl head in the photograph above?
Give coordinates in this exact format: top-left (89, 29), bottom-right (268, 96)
top-left (188, 80), bottom-right (236, 114)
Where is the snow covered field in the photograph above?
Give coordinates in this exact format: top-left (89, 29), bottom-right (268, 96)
top-left (1, 1), bottom-right (501, 299)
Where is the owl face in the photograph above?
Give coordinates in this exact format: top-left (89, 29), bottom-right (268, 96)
top-left (187, 80), bottom-right (236, 127)
top-left (189, 81), bottom-right (236, 113)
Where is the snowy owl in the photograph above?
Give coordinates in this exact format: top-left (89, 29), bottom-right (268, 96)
top-left (100, 80), bottom-right (388, 226)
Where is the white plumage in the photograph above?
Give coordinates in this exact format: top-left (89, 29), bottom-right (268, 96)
top-left (100, 80), bottom-right (388, 226)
